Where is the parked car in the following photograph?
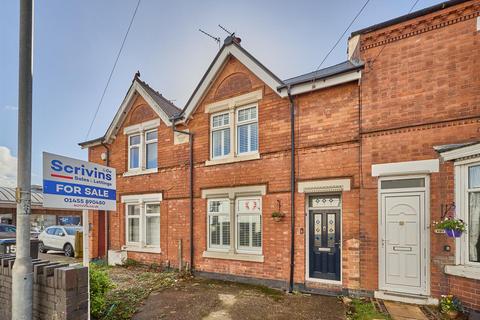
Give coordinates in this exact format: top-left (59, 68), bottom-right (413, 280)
top-left (0, 224), bottom-right (43, 239)
top-left (38, 225), bottom-right (82, 257)
top-left (0, 224), bottom-right (16, 239)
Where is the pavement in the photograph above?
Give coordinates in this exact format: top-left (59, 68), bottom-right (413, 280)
top-left (38, 251), bottom-right (81, 265)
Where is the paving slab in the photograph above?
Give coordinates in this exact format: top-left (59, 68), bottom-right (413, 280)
top-left (384, 301), bottom-right (428, 320)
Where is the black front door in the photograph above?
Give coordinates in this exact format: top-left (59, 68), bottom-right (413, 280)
top-left (309, 209), bottom-right (341, 281)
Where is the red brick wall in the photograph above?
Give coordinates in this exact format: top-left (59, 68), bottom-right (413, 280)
top-left (85, 0), bottom-right (480, 310)
top-left (357, 0), bottom-right (480, 309)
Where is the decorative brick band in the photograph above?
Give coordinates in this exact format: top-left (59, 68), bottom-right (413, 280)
top-left (362, 117), bottom-right (480, 138)
top-left (360, 4), bottom-right (480, 51)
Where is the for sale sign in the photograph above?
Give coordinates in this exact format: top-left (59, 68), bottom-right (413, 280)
top-left (42, 152), bottom-right (116, 211)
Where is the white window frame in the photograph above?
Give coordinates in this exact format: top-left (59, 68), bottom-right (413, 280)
top-left (144, 129), bottom-right (158, 170)
top-left (122, 193), bottom-right (162, 253)
top-left (235, 104), bottom-right (258, 156)
top-left (207, 104), bottom-right (260, 166)
top-left (210, 112), bottom-right (231, 160)
top-left (126, 203), bottom-right (141, 246)
top-left (235, 196), bottom-right (262, 254)
top-left (123, 119), bottom-right (159, 176)
top-left (128, 134), bottom-right (141, 170)
top-left (207, 199), bottom-right (231, 252)
top-left (455, 158), bottom-right (480, 267)
top-left (202, 185), bottom-right (265, 262)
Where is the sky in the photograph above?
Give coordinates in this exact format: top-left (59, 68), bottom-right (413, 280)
top-left (0, 0), bottom-right (443, 187)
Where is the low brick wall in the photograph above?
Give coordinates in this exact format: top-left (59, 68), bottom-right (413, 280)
top-left (0, 254), bottom-right (88, 320)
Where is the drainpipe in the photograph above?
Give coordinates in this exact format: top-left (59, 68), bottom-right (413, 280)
top-left (101, 142), bottom-right (110, 259)
top-left (287, 86), bottom-right (296, 293)
top-left (170, 115), bottom-right (194, 270)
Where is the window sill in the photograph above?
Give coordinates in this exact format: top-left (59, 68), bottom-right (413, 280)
top-left (445, 265), bottom-right (480, 280)
top-left (123, 168), bottom-right (158, 177)
top-left (122, 245), bottom-right (161, 254)
top-left (202, 250), bottom-right (264, 263)
top-left (205, 153), bottom-right (260, 166)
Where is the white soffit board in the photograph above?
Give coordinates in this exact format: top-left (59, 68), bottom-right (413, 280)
top-left (440, 143), bottom-right (480, 161)
top-left (298, 178), bottom-right (351, 193)
top-left (371, 159), bottom-right (439, 177)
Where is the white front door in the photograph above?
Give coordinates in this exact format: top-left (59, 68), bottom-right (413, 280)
top-left (380, 191), bottom-right (427, 295)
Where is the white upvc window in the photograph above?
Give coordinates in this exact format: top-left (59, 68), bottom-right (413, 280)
top-left (464, 163), bottom-right (480, 265)
top-left (207, 199), bottom-right (230, 251)
top-left (125, 200), bottom-right (160, 251)
top-left (145, 130), bottom-right (158, 170)
top-left (236, 197), bottom-right (262, 253)
top-left (205, 195), bottom-right (262, 255)
top-left (124, 119), bottom-right (159, 176)
top-left (126, 204), bottom-right (141, 245)
top-left (211, 113), bottom-right (230, 159)
top-left (128, 130), bottom-right (158, 171)
top-left (128, 134), bottom-right (141, 170)
top-left (236, 106), bottom-right (258, 155)
top-left (208, 104), bottom-right (259, 164)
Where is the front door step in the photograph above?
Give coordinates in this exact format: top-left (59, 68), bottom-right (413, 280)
top-left (384, 301), bottom-right (428, 320)
top-left (375, 291), bottom-right (438, 306)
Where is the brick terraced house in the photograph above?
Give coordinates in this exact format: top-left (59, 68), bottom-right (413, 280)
top-left (80, 0), bottom-right (480, 311)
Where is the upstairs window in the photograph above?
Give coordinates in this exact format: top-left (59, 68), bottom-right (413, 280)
top-left (145, 130), bottom-right (158, 169)
top-left (129, 134), bottom-right (141, 169)
top-left (127, 129), bottom-right (158, 172)
top-left (236, 106), bottom-right (258, 155)
top-left (211, 113), bottom-right (230, 159)
top-left (209, 104), bottom-right (259, 163)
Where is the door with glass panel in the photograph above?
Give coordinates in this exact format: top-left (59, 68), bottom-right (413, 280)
top-left (308, 195), bottom-right (341, 281)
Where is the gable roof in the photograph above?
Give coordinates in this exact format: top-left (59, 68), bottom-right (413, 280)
top-left (181, 37), bottom-right (285, 121)
top-left (79, 75), bottom-right (180, 148)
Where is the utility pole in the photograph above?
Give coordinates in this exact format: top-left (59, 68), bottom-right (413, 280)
top-left (12, 0), bottom-right (34, 319)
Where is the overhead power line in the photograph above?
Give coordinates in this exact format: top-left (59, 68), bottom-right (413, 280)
top-left (85, 0), bottom-right (141, 140)
top-left (315, 0), bottom-right (371, 72)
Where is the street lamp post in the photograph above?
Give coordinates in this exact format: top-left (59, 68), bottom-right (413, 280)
top-left (12, 0), bottom-right (34, 319)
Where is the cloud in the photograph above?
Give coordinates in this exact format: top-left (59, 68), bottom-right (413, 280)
top-left (4, 105), bottom-right (18, 111)
top-left (0, 146), bottom-right (17, 187)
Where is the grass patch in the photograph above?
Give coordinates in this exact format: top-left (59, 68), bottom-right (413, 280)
top-left (347, 299), bottom-right (390, 320)
top-left (98, 269), bottom-right (179, 320)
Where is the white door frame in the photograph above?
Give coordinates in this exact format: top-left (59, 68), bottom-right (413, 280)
top-left (305, 193), bottom-right (343, 285)
top-left (377, 174), bottom-right (430, 296)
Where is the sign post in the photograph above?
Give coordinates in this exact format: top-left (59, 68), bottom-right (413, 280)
top-left (42, 152), bottom-right (116, 319)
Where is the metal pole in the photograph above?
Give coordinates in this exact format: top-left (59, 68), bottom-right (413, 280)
top-left (12, 0), bottom-right (34, 319)
top-left (82, 209), bottom-right (90, 319)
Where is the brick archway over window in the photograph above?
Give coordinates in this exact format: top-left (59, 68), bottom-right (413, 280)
top-left (214, 72), bottom-right (252, 100)
top-left (128, 104), bottom-right (156, 125)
